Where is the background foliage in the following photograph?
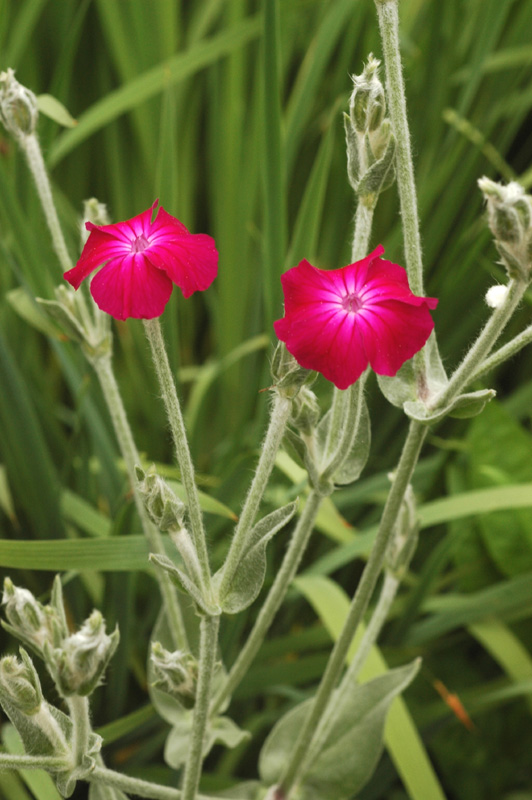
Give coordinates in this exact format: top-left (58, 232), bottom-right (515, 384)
top-left (0, 0), bottom-right (532, 798)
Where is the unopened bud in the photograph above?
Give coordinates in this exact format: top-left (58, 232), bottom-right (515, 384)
top-left (0, 69), bottom-right (38, 138)
top-left (81, 198), bottom-right (110, 246)
top-left (349, 55), bottom-right (385, 136)
top-left (2, 579), bottom-right (62, 656)
top-left (48, 610), bottom-right (119, 696)
top-left (151, 642), bottom-right (197, 707)
top-left (290, 385), bottom-right (321, 435)
top-left (136, 466), bottom-right (186, 531)
top-left (271, 342), bottom-right (314, 398)
top-left (478, 177), bottom-right (532, 280)
top-left (0, 649), bottom-right (43, 715)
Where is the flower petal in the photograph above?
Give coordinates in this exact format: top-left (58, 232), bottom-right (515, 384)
top-left (64, 232), bottom-right (129, 289)
top-left (89, 254), bottom-right (173, 320)
top-left (274, 246), bottom-right (437, 388)
top-left (145, 233), bottom-right (218, 298)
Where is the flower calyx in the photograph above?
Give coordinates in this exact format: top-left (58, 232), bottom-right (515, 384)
top-left (2, 577), bottom-right (68, 659)
top-left (0, 648), bottom-right (43, 715)
top-left (345, 55), bottom-right (396, 205)
top-left (150, 642), bottom-right (198, 708)
top-left (0, 69), bottom-right (38, 140)
top-left (271, 341), bottom-right (316, 399)
top-left (45, 610), bottom-right (119, 697)
top-left (136, 465), bottom-right (186, 532)
top-left (478, 177), bottom-right (532, 281)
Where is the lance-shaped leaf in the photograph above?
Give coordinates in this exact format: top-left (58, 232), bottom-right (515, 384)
top-left (149, 553), bottom-right (221, 616)
top-left (259, 659), bottom-right (420, 800)
top-left (316, 399), bottom-right (371, 487)
top-left (404, 388), bottom-right (496, 425)
top-left (216, 502), bottom-right (298, 614)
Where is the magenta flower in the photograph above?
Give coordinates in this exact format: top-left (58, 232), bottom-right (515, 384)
top-left (64, 200), bottom-right (218, 320)
top-left (274, 246), bottom-right (437, 390)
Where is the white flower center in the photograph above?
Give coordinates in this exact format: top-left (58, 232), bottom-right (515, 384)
top-left (341, 292), bottom-right (363, 313)
top-left (131, 234), bottom-right (150, 253)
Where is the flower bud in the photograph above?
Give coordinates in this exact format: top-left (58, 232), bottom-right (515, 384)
top-left (48, 610), bottom-right (119, 697)
top-left (0, 649), bottom-right (43, 715)
top-left (271, 342), bottom-right (314, 398)
top-left (478, 177), bottom-right (532, 280)
top-left (1, 579), bottom-right (61, 657)
top-left (290, 385), bottom-right (321, 435)
top-left (349, 55), bottom-right (385, 135)
top-left (80, 198), bottom-right (110, 246)
top-left (150, 642), bottom-right (197, 708)
top-left (0, 69), bottom-right (38, 139)
top-left (136, 466), bottom-right (186, 531)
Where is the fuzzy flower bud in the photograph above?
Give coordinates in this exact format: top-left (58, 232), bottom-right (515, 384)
top-left (47, 610), bottom-right (119, 697)
top-left (150, 642), bottom-right (197, 708)
top-left (478, 177), bottom-right (532, 281)
top-left (1, 578), bottom-right (64, 657)
top-left (136, 466), bottom-right (186, 531)
top-left (0, 69), bottom-right (38, 139)
top-left (271, 341), bottom-right (314, 398)
top-left (0, 649), bottom-right (43, 715)
top-left (344, 56), bottom-right (395, 203)
top-left (349, 54), bottom-right (385, 135)
top-left (289, 385), bottom-right (321, 435)
top-left (80, 198), bottom-right (110, 247)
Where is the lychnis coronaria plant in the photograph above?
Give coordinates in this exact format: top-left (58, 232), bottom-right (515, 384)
top-left (1, 3), bottom-right (531, 800)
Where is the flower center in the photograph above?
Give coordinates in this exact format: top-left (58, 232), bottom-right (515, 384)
top-left (131, 234), bottom-right (150, 254)
top-left (341, 292), bottom-right (363, 313)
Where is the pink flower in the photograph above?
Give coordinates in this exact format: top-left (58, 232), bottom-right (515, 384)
top-left (64, 200), bottom-right (218, 320)
top-left (273, 245), bottom-right (437, 390)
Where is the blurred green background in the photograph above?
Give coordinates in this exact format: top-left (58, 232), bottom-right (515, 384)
top-left (1, 1), bottom-right (532, 798)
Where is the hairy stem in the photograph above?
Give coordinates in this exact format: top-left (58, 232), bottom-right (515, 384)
top-left (92, 353), bottom-right (188, 651)
top-left (181, 615), bottom-right (220, 800)
top-left (218, 392), bottom-right (292, 600)
top-left (280, 421), bottom-right (427, 798)
top-left (211, 490), bottom-right (322, 716)
top-left (144, 318), bottom-right (211, 594)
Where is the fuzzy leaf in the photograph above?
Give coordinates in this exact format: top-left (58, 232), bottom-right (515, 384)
top-left (357, 132), bottom-right (396, 199)
top-left (217, 502), bottom-right (298, 613)
top-left (259, 660), bottom-right (420, 800)
top-left (333, 398), bottom-right (371, 485)
top-left (404, 388), bottom-right (496, 424)
top-left (149, 554), bottom-right (221, 616)
top-left (378, 332), bottom-right (447, 410)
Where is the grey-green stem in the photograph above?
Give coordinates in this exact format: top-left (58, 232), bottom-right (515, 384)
top-left (0, 753), bottom-right (69, 771)
top-left (471, 321), bottom-right (532, 382)
top-left (301, 570), bottom-right (400, 773)
top-left (280, 421), bottom-right (427, 798)
top-left (181, 615), bottom-right (220, 800)
top-left (22, 133), bottom-right (73, 274)
top-left (375, 0), bottom-right (423, 296)
top-left (67, 694), bottom-right (91, 768)
top-left (143, 318), bottom-right (211, 595)
top-left (211, 490), bottom-right (322, 716)
top-left (430, 278), bottom-right (527, 410)
top-left (92, 353), bottom-right (188, 652)
top-left (88, 765), bottom-right (241, 800)
top-left (217, 392), bottom-right (292, 600)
